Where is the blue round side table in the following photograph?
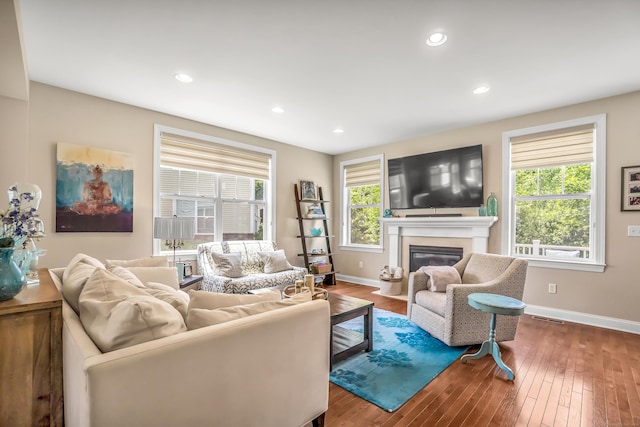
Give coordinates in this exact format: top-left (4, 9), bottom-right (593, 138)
top-left (460, 292), bottom-right (526, 380)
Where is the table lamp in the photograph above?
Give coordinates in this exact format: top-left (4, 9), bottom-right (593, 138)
top-left (153, 217), bottom-right (195, 275)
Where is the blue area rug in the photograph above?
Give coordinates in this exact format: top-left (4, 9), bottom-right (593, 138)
top-left (329, 308), bottom-right (469, 412)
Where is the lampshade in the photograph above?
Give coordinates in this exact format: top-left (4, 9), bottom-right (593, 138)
top-left (153, 217), bottom-right (195, 240)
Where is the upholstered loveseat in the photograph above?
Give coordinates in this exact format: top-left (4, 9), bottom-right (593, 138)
top-left (49, 254), bottom-right (330, 427)
top-left (197, 240), bottom-right (307, 293)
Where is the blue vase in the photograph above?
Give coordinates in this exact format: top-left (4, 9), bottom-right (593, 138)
top-left (0, 247), bottom-right (26, 301)
top-left (487, 192), bottom-right (498, 217)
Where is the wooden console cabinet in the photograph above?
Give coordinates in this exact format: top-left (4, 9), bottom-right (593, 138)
top-left (0, 268), bottom-right (63, 426)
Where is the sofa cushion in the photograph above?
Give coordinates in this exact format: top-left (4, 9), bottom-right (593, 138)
top-left (126, 267), bottom-right (180, 289)
top-left (79, 269), bottom-right (186, 352)
top-left (62, 253), bottom-right (106, 314)
top-left (212, 252), bottom-right (245, 278)
top-left (186, 299), bottom-right (302, 330)
top-left (188, 289), bottom-right (282, 310)
top-left (105, 256), bottom-right (169, 268)
top-left (258, 250), bottom-right (294, 273)
top-left (415, 289), bottom-right (447, 317)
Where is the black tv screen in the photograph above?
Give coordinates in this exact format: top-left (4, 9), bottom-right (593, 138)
top-left (388, 144), bottom-right (484, 209)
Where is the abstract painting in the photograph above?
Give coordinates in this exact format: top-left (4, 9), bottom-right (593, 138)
top-left (56, 142), bottom-right (134, 232)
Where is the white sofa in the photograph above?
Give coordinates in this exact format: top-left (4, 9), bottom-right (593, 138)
top-left (197, 240), bottom-right (307, 293)
top-left (49, 266), bottom-right (330, 427)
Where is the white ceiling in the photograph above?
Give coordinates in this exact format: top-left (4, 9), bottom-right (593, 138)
top-left (17, 0), bottom-right (640, 155)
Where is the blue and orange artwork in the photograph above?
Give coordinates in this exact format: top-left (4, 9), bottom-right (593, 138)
top-left (56, 142), bottom-right (134, 232)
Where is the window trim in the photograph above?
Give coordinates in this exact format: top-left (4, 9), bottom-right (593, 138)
top-left (153, 124), bottom-right (276, 256)
top-left (501, 114), bottom-right (606, 272)
top-left (339, 154), bottom-right (384, 253)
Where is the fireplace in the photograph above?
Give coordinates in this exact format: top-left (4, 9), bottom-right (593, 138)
top-left (409, 245), bottom-right (464, 272)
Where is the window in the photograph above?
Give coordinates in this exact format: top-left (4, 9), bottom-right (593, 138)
top-left (340, 155), bottom-right (384, 252)
top-left (153, 125), bottom-right (274, 255)
top-left (501, 114), bottom-right (606, 272)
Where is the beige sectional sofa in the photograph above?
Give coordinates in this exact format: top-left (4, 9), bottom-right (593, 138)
top-left (197, 240), bottom-right (307, 293)
top-left (49, 254), bottom-right (330, 427)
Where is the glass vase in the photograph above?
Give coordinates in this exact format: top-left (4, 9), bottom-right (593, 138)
top-left (0, 247), bottom-right (26, 301)
top-left (487, 192), bottom-right (498, 217)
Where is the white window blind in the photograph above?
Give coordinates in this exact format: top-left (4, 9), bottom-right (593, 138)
top-left (160, 132), bottom-right (271, 180)
top-left (510, 124), bottom-right (594, 170)
top-left (345, 159), bottom-right (381, 187)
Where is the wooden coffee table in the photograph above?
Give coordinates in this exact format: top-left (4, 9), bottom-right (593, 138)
top-left (328, 292), bottom-right (374, 369)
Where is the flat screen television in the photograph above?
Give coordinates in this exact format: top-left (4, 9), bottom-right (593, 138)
top-left (388, 144), bottom-right (484, 209)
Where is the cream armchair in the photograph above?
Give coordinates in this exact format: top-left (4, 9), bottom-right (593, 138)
top-left (407, 253), bottom-right (528, 346)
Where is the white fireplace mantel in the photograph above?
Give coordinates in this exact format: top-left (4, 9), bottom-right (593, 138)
top-left (381, 216), bottom-right (498, 267)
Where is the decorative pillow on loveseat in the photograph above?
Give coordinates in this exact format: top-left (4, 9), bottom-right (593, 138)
top-left (258, 249), bottom-right (294, 273)
top-left (79, 269), bottom-right (186, 352)
top-left (211, 252), bottom-right (245, 278)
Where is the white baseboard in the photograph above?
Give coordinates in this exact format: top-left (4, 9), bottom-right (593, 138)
top-left (336, 274), bottom-right (640, 335)
top-left (524, 305), bottom-right (640, 335)
top-left (335, 274), bottom-right (379, 287)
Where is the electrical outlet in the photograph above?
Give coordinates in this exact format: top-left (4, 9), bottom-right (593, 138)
top-left (358, 261), bottom-right (364, 268)
top-left (548, 283), bottom-right (557, 294)
top-left (628, 225), bottom-right (640, 237)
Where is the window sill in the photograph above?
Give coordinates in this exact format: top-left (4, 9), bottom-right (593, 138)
top-left (339, 245), bottom-right (384, 254)
top-left (519, 257), bottom-right (605, 273)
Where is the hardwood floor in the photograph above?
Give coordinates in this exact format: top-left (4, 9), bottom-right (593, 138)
top-left (322, 280), bottom-right (640, 427)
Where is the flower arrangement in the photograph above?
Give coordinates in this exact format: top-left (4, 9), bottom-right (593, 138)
top-left (0, 185), bottom-right (43, 249)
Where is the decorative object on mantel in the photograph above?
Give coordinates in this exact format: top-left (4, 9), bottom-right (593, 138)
top-left (153, 216), bottom-right (195, 278)
top-left (478, 203), bottom-right (487, 216)
top-left (0, 183), bottom-right (46, 301)
top-left (486, 192), bottom-right (498, 216)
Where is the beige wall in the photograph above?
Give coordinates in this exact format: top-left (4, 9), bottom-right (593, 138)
top-left (16, 82), bottom-right (332, 268)
top-left (333, 91), bottom-right (640, 323)
top-left (0, 95), bottom-right (29, 188)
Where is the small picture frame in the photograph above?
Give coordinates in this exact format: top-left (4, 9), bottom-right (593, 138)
top-left (621, 165), bottom-right (640, 211)
top-left (183, 264), bottom-right (193, 277)
top-left (300, 180), bottom-right (318, 201)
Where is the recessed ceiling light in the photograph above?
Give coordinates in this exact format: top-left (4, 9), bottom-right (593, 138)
top-left (174, 73), bottom-right (193, 83)
top-left (271, 106), bottom-right (285, 113)
top-left (426, 32), bottom-right (447, 47)
top-left (473, 85), bottom-right (490, 95)
top-left (333, 128), bottom-right (344, 134)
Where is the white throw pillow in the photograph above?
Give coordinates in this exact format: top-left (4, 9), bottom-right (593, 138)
top-left (144, 281), bottom-right (190, 319)
top-left (186, 299), bottom-right (301, 330)
top-left (258, 250), bottom-right (294, 273)
top-left (107, 265), bottom-right (145, 288)
top-left (126, 267), bottom-right (179, 289)
top-left (211, 252), bottom-right (245, 278)
top-left (79, 269), bottom-right (186, 352)
top-left (62, 253), bottom-right (106, 314)
top-left (188, 289), bottom-right (282, 311)
top-left (105, 256), bottom-right (169, 268)
top-left (418, 265), bottom-right (462, 292)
